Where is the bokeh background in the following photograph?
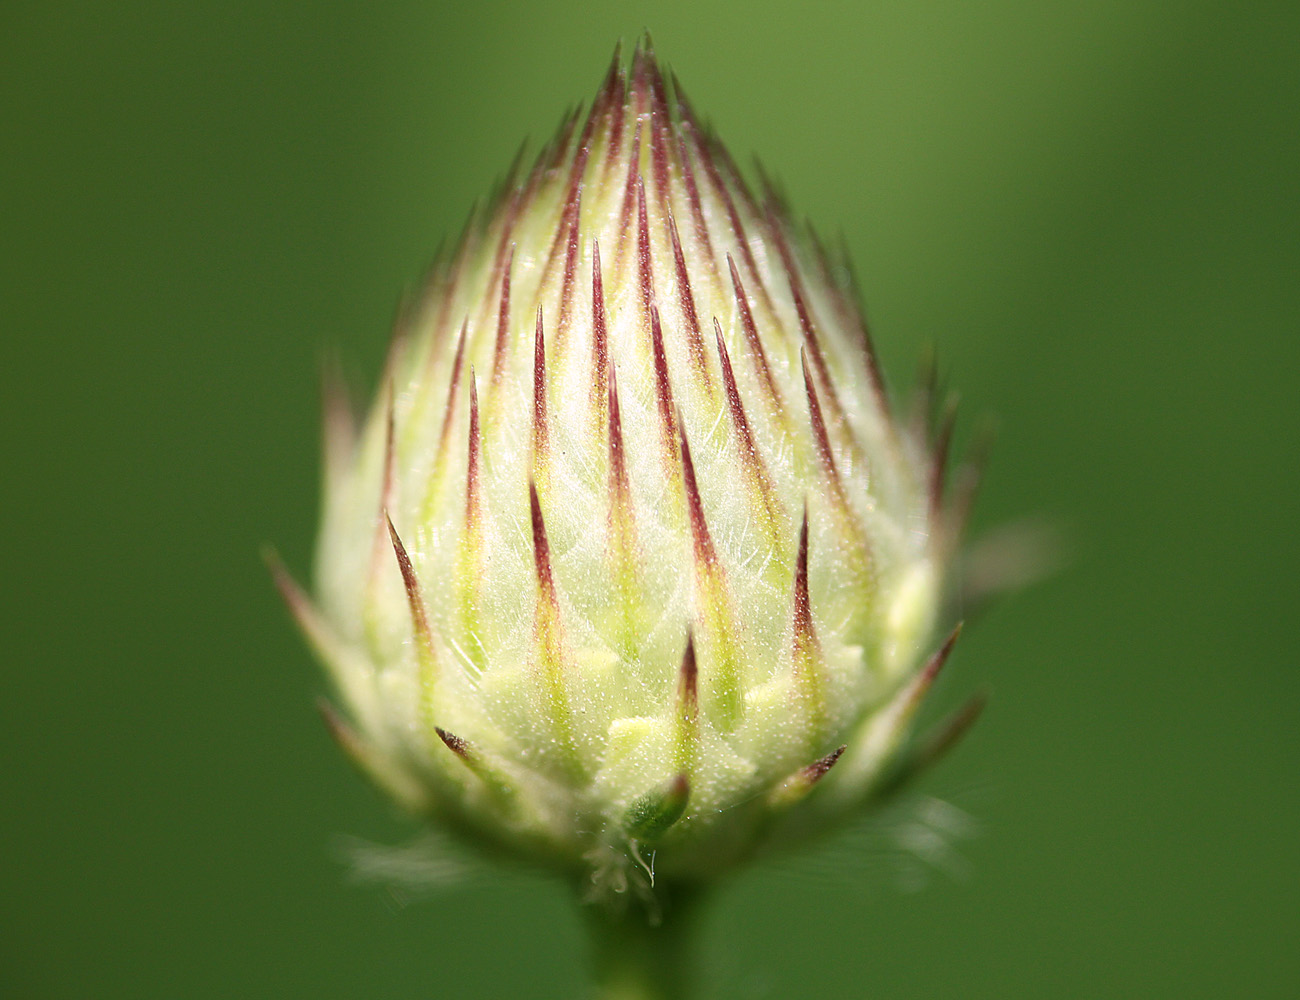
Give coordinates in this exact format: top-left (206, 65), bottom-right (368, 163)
top-left (3, 1), bottom-right (1297, 996)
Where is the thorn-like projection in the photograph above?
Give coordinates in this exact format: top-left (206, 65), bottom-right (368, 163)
top-left (650, 305), bottom-right (680, 475)
top-left (530, 480), bottom-right (559, 618)
top-left (679, 420), bottom-right (718, 571)
top-left (669, 85), bottom-right (718, 279)
top-left (915, 622), bottom-right (963, 699)
top-left (479, 165), bottom-right (525, 340)
top-left (269, 548), bottom-right (386, 737)
top-left (802, 347), bottom-right (842, 488)
top-left (834, 621), bottom-right (966, 801)
top-left (801, 350), bottom-right (866, 570)
top-left (792, 508), bottom-right (817, 661)
top-left (421, 319), bottom-right (470, 520)
top-left (673, 631), bottom-right (700, 772)
top-left (928, 395), bottom-right (959, 525)
top-left (667, 211), bottom-right (712, 392)
top-left (456, 373), bottom-right (485, 672)
top-left (543, 104), bottom-right (581, 176)
top-left (872, 692), bottom-right (986, 804)
top-left (767, 744), bottom-right (847, 808)
top-left (266, 548), bottom-right (340, 676)
top-left (435, 725), bottom-right (471, 761)
top-left (714, 320), bottom-right (783, 541)
top-left (802, 744), bottom-right (847, 785)
top-left (553, 186), bottom-right (582, 364)
top-left (598, 50), bottom-right (628, 179)
top-left (488, 245), bottom-right (515, 395)
top-left (606, 366), bottom-right (636, 556)
top-left (465, 375), bottom-right (483, 530)
top-left (752, 158), bottom-right (790, 219)
top-left (676, 631), bottom-right (696, 769)
top-left (629, 36), bottom-right (653, 118)
top-left (916, 693), bottom-right (986, 771)
top-left (729, 256), bottom-right (785, 418)
top-left (530, 480), bottom-right (578, 773)
top-left (605, 365), bottom-right (642, 656)
top-left (625, 773), bottom-right (691, 842)
top-left (318, 698), bottom-right (430, 814)
top-left (885, 622), bottom-right (965, 734)
top-left (435, 726), bottom-right (517, 802)
top-left (910, 347), bottom-right (940, 448)
top-left (825, 230), bottom-right (890, 418)
top-left (589, 239), bottom-right (610, 423)
top-left (532, 306), bottom-right (550, 488)
top-left (606, 365), bottom-right (632, 506)
top-left (612, 123), bottom-right (644, 273)
top-left (646, 56), bottom-right (673, 213)
top-left (636, 176), bottom-right (655, 325)
top-left (791, 507), bottom-right (827, 731)
top-left (767, 204), bottom-right (867, 466)
top-left (385, 515), bottom-right (438, 690)
top-left (679, 420), bottom-right (742, 729)
top-left (677, 631), bottom-right (699, 722)
top-left (596, 40), bottom-right (626, 126)
top-left (942, 418), bottom-right (997, 557)
top-left (687, 107), bottom-right (777, 320)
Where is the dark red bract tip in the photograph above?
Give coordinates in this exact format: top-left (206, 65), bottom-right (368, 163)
top-left (636, 175), bottom-right (654, 319)
top-left (607, 364), bottom-right (631, 503)
top-left (385, 514), bottom-right (433, 648)
top-left (532, 306), bottom-right (549, 465)
top-left (529, 480), bottom-right (557, 601)
top-left (489, 246), bottom-right (515, 392)
top-left (801, 744), bottom-right (847, 786)
top-left (591, 239), bottom-right (609, 407)
top-left (678, 421), bottom-right (718, 569)
top-left (553, 186), bottom-right (582, 357)
top-left (668, 211), bottom-right (709, 383)
top-left (435, 726), bottom-right (472, 761)
top-left (793, 507), bottom-right (813, 642)
top-left (920, 622), bottom-right (964, 688)
top-left (465, 374), bottom-right (481, 522)
top-left (802, 347), bottom-right (841, 485)
top-left (678, 631), bottom-right (699, 717)
top-left (729, 255), bottom-right (783, 413)
top-left (650, 305), bottom-right (679, 463)
top-left (928, 397), bottom-right (959, 522)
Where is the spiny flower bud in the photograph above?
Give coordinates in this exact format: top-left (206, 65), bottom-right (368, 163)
top-left (276, 43), bottom-right (980, 913)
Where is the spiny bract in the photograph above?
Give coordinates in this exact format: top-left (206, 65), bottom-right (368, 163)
top-left (276, 44), bottom-right (980, 911)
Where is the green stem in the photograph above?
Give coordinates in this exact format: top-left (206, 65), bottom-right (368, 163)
top-left (584, 889), bottom-right (701, 1000)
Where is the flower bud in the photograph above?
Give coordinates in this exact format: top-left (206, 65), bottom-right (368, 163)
top-left (276, 43), bottom-right (979, 910)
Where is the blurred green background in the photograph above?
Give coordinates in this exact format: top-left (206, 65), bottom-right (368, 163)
top-left (3, 1), bottom-right (1297, 996)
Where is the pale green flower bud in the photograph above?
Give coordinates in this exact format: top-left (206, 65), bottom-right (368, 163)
top-left (275, 44), bottom-right (980, 915)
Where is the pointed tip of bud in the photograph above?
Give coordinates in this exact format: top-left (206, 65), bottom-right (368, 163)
top-left (295, 43), bottom-right (981, 900)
